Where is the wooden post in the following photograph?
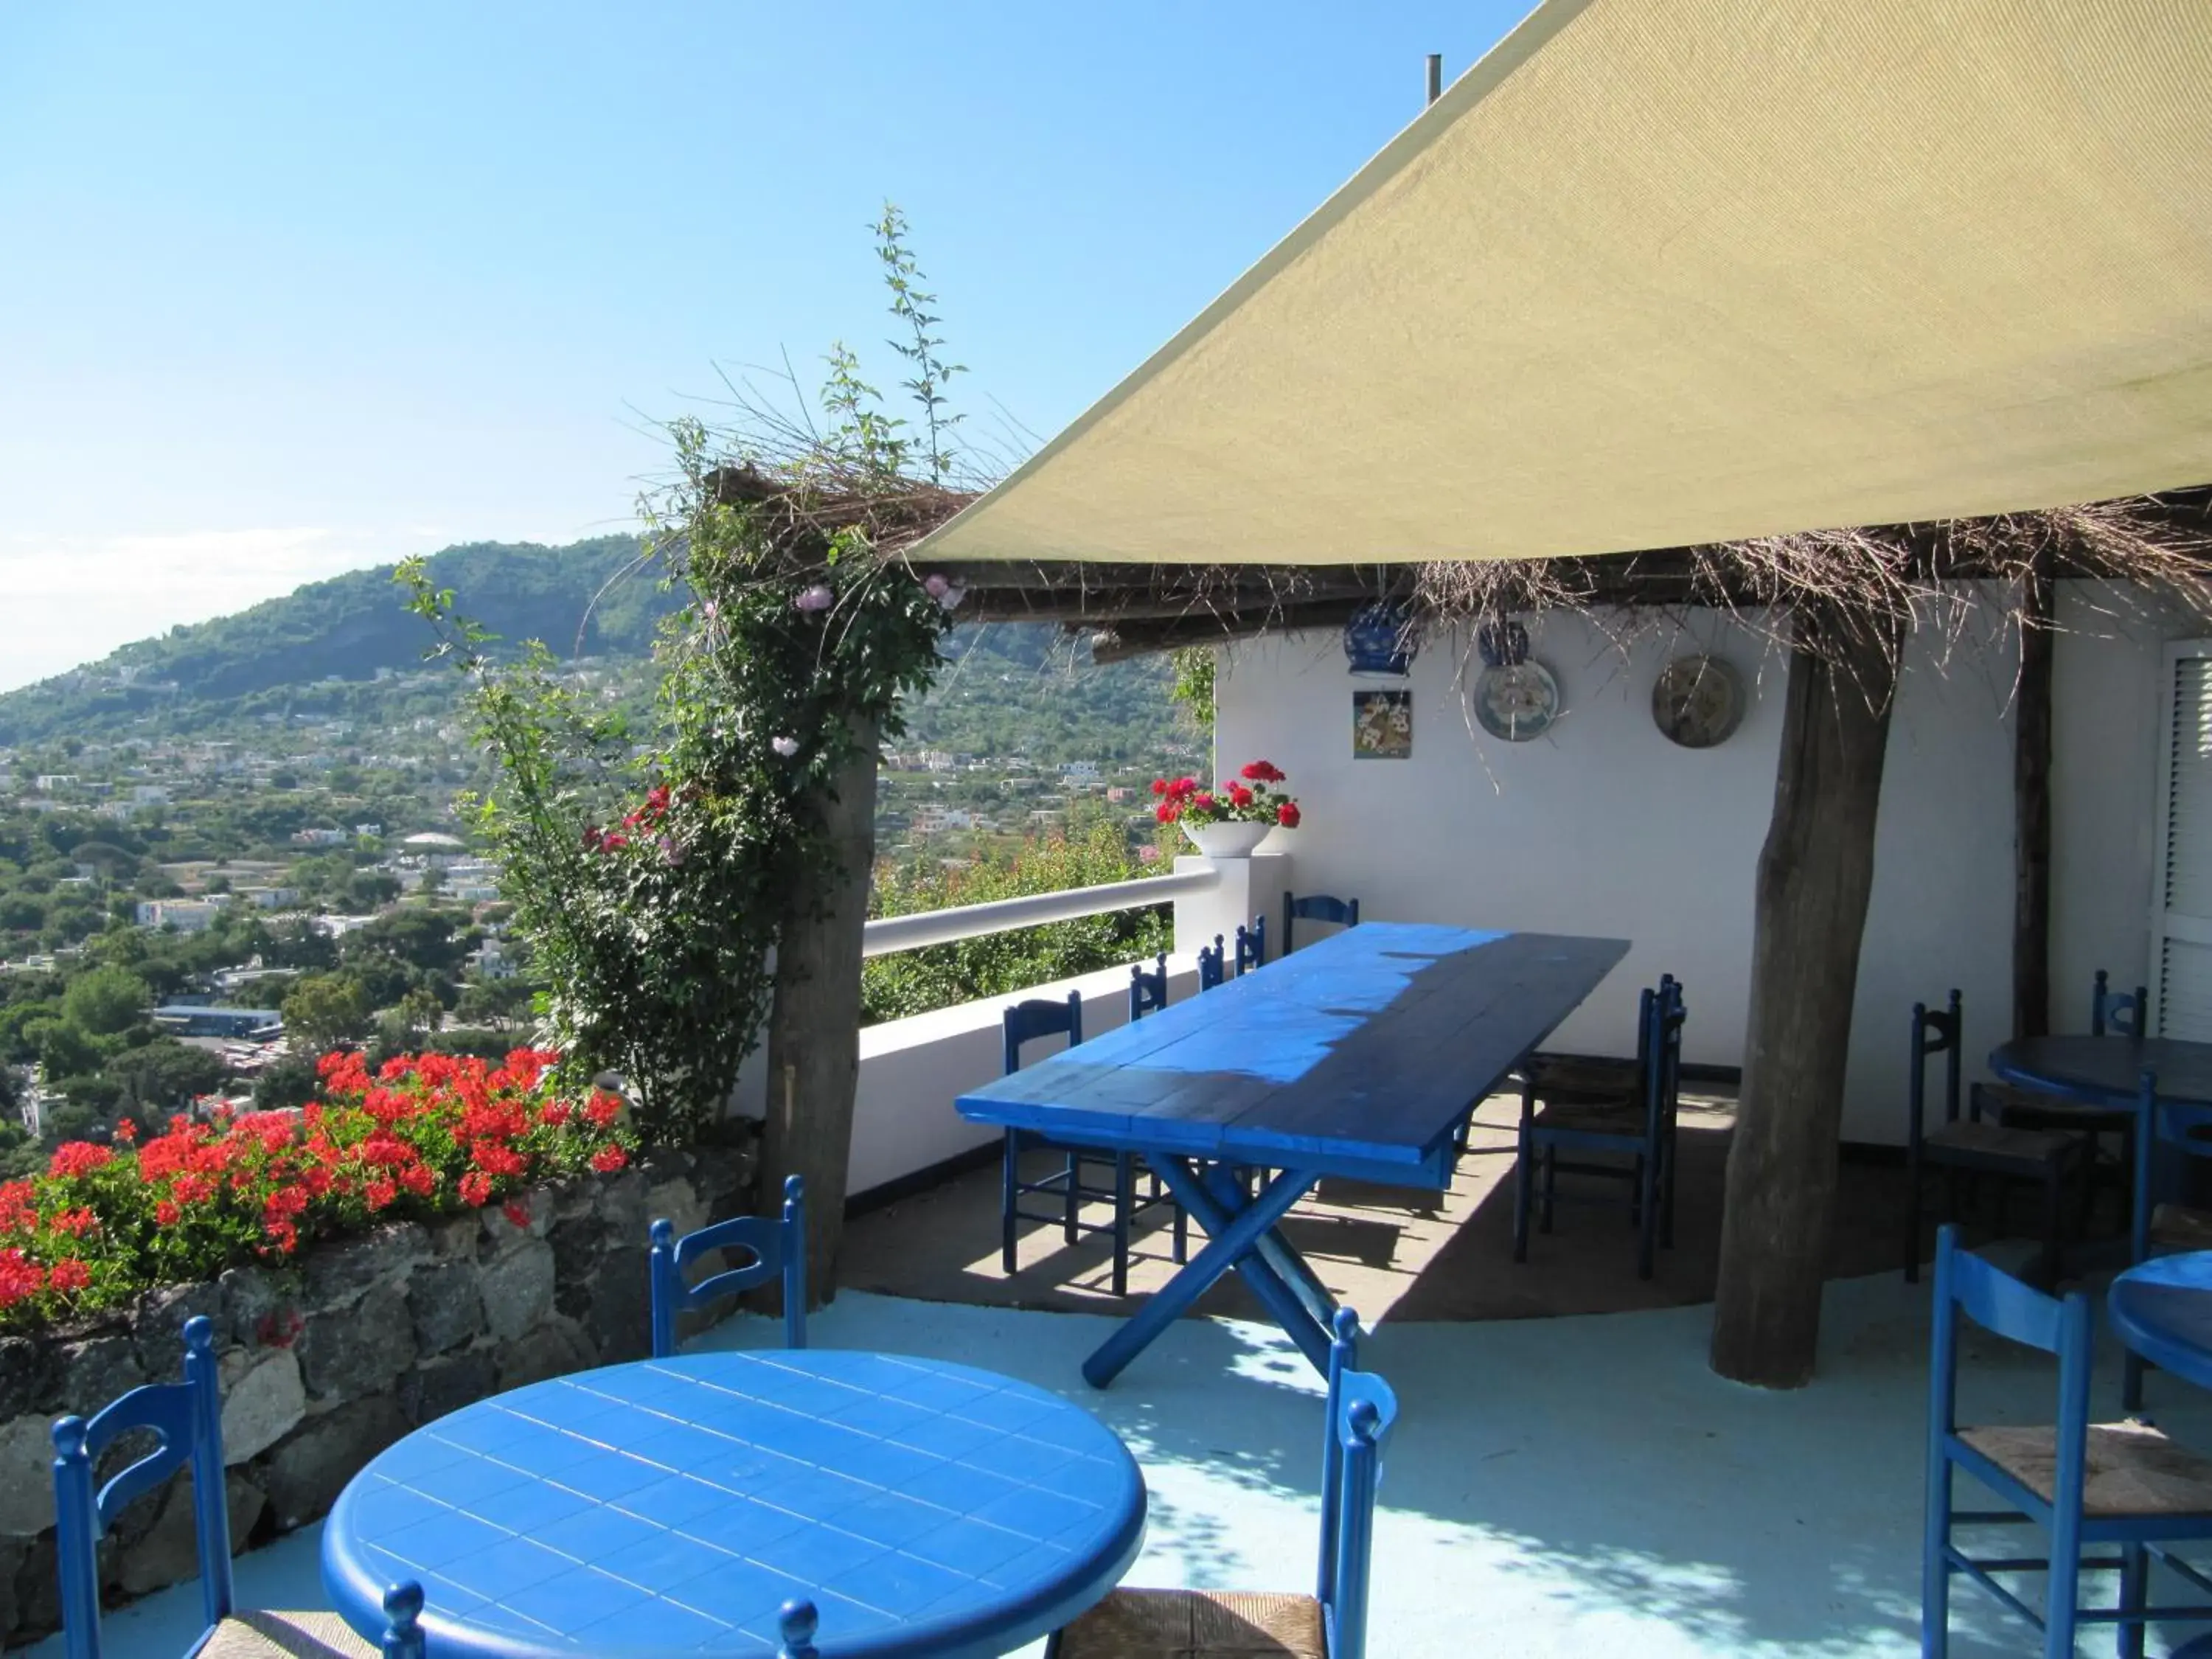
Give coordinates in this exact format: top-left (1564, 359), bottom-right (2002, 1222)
top-left (761, 714), bottom-right (881, 1307)
top-left (2014, 560), bottom-right (2055, 1039)
top-left (1710, 605), bottom-right (1901, 1388)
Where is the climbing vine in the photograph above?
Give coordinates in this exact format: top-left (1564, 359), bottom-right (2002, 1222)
top-left (405, 209), bottom-right (971, 1143)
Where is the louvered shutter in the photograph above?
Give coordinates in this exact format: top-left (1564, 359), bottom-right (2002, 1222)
top-left (2152, 644), bottom-right (2212, 1038)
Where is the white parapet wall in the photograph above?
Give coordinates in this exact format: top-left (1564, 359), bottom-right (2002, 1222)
top-left (846, 953), bottom-right (1208, 1197)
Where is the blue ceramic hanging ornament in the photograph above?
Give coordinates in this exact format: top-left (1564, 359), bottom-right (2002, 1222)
top-left (1343, 603), bottom-right (1418, 678)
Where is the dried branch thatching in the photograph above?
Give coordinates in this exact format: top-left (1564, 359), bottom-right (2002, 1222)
top-left (928, 489), bottom-right (2212, 686)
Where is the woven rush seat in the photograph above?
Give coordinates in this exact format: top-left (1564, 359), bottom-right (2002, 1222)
top-left (2152, 1202), bottom-right (2212, 1251)
top-left (1530, 1094), bottom-right (1645, 1134)
top-left (1958, 1420), bottom-right (2212, 1517)
top-left (1519, 1051), bottom-right (1639, 1101)
top-left (1053, 1587), bottom-right (1326, 1658)
top-left (1923, 1119), bottom-right (2078, 1165)
top-left (201, 1612), bottom-right (376, 1659)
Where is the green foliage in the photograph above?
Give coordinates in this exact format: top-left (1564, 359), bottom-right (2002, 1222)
top-left (60, 964), bottom-right (148, 1037)
top-left (1169, 646), bottom-right (1217, 739)
top-left (281, 973), bottom-right (371, 1053)
top-left (861, 815), bottom-right (1169, 1024)
top-left (408, 208), bottom-right (968, 1144)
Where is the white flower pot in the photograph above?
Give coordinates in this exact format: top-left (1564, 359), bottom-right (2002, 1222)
top-left (1184, 821), bottom-right (1272, 858)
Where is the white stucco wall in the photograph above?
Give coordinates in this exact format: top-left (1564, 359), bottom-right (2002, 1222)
top-left (1214, 590), bottom-right (2187, 1143)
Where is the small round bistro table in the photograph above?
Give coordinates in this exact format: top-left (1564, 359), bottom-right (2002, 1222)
top-left (2108, 1251), bottom-right (2212, 1391)
top-left (1989, 1034), bottom-right (2212, 1110)
top-left (322, 1351), bottom-right (1147, 1659)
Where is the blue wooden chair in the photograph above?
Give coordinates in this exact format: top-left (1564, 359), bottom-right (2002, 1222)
top-left (2096, 969), bottom-right (2151, 1037)
top-left (1049, 1307), bottom-right (1397, 1659)
top-left (1198, 936), bottom-right (1227, 990)
top-left (1922, 1225), bottom-right (2212, 1659)
top-left (1513, 978), bottom-right (1685, 1280)
top-left (1994, 969), bottom-right (2152, 1214)
top-left (650, 1173), bottom-right (806, 1356)
top-left (2119, 1073), bottom-right (2212, 1411)
top-left (1128, 951), bottom-right (1169, 1021)
top-left (1234, 917), bottom-right (1267, 975)
top-left (1002, 992), bottom-right (1158, 1297)
top-left (53, 1314), bottom-right (424, 1659)
top-left (1282, 891), bottom-right (1358, 954)
top-left (1905, 989), bottom-right (2088, 1287)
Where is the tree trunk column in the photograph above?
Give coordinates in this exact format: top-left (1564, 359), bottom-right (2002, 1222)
top-left (1711, 608), bottom-right (1902, 1388)
top-left (762, 714), bottom-right (881, 1308)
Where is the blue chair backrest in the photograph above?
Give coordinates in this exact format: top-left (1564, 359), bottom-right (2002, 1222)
top-left (1004, 990), bottom-right (1082, 1074)
top-left (1197, 938), bottom-right (1226, 991)
top-left (1312, 1307), bottom-right (1396, 1659)
top-left (1927, 1225), bottom-right (2093, 1518)
top-left (1907, 989), bottom-right (1965, 1141)
top-left (52, 1318), bottom-right (430, 1659)
top-left (53, 1316), bottom-right (233, 1659)
top-left (1284, 891), bottom-right (1359, 953)
top-left (650, 1175), bottom-right (807, 1355)
top-left (1234, 917), bottom-right (1266, 975)
top-left (1128, 953), bottom-right (1169, 1022)
top-left (1639, 979), bottom-right (1686, 1128)
top-left (2093, 969), bottom-right (2149, 1038)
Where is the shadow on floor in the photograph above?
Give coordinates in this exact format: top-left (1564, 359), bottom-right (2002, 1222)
top-left (841, 1092), bottom-right (1923, 1326)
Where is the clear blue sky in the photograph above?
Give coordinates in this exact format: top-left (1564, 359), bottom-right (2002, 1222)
top-left (0, 2), bottom-right (1527, 688)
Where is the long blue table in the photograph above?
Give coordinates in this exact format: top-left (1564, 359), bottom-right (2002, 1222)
top-left (957, 923), bottom-right (1630, 1386)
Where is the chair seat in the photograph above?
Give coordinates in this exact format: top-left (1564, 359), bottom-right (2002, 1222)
top-left (1054, 1588), bottom-right (1326, 1659)
top-left (1922, 1119), bottom-right (2079, 1169)
top-left (1531, 1096), bottom-right (1649, 1136)
top-left (1958, 1420), bottom-right (2212, 1517)
top-left (1521, 1052), bottom-right (1640, 1101)
top-left (1986, 1087), bottom-right (2134, 1134)
top-left (201, 1611), bottom-right (377, 1659)
top-left (2152, 1202), bottom-right (2212, 1251)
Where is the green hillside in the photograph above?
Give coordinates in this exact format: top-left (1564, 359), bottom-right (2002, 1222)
top-left (0, 535), bottom-right (1185, 769)
top-left (0, 537), bottom-right (672, 745)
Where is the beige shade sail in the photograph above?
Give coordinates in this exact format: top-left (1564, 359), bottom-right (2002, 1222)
top-left (922, 0), bottom-right (2212, 566)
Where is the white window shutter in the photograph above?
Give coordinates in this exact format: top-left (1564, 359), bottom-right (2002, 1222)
top-left (2152, 644), bottom-right (2212, 1037)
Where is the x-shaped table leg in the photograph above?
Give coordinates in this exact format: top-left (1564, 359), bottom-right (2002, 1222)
top-left (1080, 1155), bottom-right (1336, 1388)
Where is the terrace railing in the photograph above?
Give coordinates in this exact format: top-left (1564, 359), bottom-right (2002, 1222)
top-left (860, 865), bottom-right (1218, 958)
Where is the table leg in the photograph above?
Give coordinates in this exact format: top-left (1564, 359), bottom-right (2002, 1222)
top-left (1197, 1165), bottom-right (1337, 1335)
top-left (1081, 1160), bottom-right (1320, 1388)
top-left (1150, 1161), bottom-right (1335, 1374)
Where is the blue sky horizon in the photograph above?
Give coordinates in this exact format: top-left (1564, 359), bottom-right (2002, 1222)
top-left (0, 2), bottom-right (1528, 689)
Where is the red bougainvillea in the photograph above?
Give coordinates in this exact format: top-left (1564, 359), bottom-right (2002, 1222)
top-left (0, 1048), bottom-right (636, 1331)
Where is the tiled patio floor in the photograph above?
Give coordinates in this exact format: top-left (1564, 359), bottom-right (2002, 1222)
top-left (843, 1092), bottom-right (1923, 1324)
top-left (35, 1270), bottom-right (2212, 1658)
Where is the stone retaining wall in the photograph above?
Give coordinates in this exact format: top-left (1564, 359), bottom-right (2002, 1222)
top-left (0, 1144), bottom-right (753, 1648)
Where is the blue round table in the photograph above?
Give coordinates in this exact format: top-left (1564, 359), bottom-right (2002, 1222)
top-left (2108, 1252), bottom-right (2212, 1390)
top-left (322, 1352), bottom-right (1147, 1659)
top-left (1989, 1035), bottom-right (2212, 1110)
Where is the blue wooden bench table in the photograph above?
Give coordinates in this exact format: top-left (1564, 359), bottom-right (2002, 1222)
top-left (957, 922), bottom-right (1630, 1386)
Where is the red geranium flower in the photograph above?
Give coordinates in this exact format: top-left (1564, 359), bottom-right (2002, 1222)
top-left (502, 1201), bottom-right (532, 1229)
top-left (584, 1093), bottom-right (622, 1128)
top-left (590, 1145), bottom-right (629, 1174)
top-left (47, 1259), bottom-right (90, 1294)
top-left (1241, 760), bottom-right (1286, 783)
top-left (47, 1143), bottom-right (112, 1179)
top-left (1278, 801), bottom-right (1302, 829)
top-left (154, 1200), bottom-right (181, 1227)
top-left (0, 1250), bottom-right (44, 1306)
top-left (51, 1208), bottom-right (97, 1238)
top-left (114, 1118), bottom-right (138, 1145)
top-left (458, 1171), bottom-right (493, 1207)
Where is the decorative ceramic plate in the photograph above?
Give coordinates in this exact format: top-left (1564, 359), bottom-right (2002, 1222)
top-left (1471, 660), bottom-right (1559, 742)
top-left (1652, 655), bottom-right (1745, 748)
